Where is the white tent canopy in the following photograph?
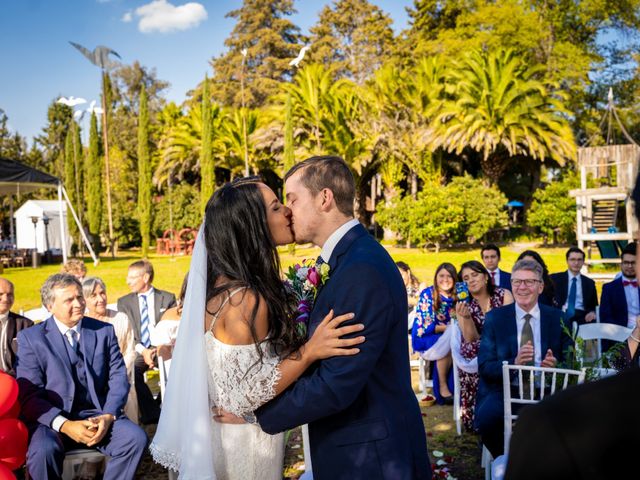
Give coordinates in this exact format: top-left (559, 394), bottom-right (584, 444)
top-left (14, 200), bottom-right (70, 254)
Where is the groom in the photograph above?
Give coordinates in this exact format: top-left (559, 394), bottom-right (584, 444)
top-left (256, 156), bottom-right (431, 479)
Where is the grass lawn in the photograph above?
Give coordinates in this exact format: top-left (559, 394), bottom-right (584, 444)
top-left (2, 241), bottom-right (613, 313)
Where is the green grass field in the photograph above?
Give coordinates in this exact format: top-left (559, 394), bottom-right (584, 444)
top-left (1, 242), bottom-right (609, 313)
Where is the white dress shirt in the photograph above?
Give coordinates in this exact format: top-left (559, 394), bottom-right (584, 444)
top-left (564, 272), bottom-right (584, 311)
top-left (51, 317), bottom-right (83, 432)
top-left (622, 276), bottom-right (640, 328)
top-left (0, 312), bottom-right (9, 372)
top-left (318, 218), bottom-right (360, 263)
top-left (515, 303), bottom-right (542, 366)
top-left (135, 288), bottom-right (157, 354)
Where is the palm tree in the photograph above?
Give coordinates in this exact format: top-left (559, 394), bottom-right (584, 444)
top-left (425, 48), bottom-right (576, 183)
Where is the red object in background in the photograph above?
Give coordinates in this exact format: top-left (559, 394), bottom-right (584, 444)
top-left (0, 400), bottom-right (19, 421)
top-left (0, 418), bottom-right (28, 470)
top-left (0, 462), bottom-right (16, 480)
top-left (0, 374), bottom-right (18, 418)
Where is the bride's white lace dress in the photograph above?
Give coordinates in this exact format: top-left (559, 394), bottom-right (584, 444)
top-left (204, 288), bottom-right (285, 480)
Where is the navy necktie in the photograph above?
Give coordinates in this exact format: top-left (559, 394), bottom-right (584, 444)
top-left (567, 277), bottom-right (577, 319)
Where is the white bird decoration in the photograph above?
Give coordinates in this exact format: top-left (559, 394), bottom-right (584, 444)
top-left (289, 45), bottom-right (310, 68)
top-left (74, 110), bottom-right (85, 120)
top-left (57, 96), bottom-right (87, 107)
top-left (86, 100), bottom-right (104, 116)
top-left (241, 48), bottom-right (248, 58)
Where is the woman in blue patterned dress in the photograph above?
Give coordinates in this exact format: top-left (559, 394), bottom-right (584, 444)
top-left (411, 262), bottom-right (457, 404)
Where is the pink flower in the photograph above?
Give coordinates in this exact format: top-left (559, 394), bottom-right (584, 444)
top-left (307, 267), bottom-right (320, 287)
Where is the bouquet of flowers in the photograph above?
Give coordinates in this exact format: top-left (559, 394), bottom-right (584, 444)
top-left (284, 259), bottom-right (330, 336)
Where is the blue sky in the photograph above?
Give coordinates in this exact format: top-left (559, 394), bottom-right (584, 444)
top-left (0, 0), bottom-right (412, 144)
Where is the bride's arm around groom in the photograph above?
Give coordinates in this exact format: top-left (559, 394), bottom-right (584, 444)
top-left (255, 156), bottom-right (432, 480)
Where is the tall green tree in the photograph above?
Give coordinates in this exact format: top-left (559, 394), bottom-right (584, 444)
top-left (137, 84), bottom-right (152, 257)
top-left (63, 126), bottom-right (80, 247)
top-left (200, 76), bottom-right (215, 211)
top-left (308, 0), bottom-right (395, 84)
top-left (425, 48), bottom-right (576, 184)
top-left (210, 0), bottom-right (304, 107)
top-left (36, 101), bottom-right (74, 177)
top-left (283, 94), bottom-right (294, 173)
top-left (86, 112), bottom-right (103, 251)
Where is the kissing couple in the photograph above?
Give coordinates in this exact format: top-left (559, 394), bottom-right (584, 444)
top-left (150, 156), bottom-right (432, 480)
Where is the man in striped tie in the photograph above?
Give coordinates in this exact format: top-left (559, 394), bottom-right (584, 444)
top-left (117, 260), bottom-right (176, 425)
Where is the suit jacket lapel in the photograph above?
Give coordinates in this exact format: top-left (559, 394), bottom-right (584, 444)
top-left (128, 294), bottom-right (142, 339)
top-left (44, 317), bottom-right (73, 376)
top-left (154, 290), bottom-right (163, 325)
top-left (4, 313), bottom-right (17, 365)
top-left (504, 304), bottom-right (518, 358)
top-left (539, 305), bottom-right (551, 356)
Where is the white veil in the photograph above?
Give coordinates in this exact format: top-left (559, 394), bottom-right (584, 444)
top-left (150, 225), bottom-right (217, 480)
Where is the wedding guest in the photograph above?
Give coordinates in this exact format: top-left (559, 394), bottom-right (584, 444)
top-left (551, 247), bottom-right (597, 325)
top-left (83, 277), bottom-right (138, 424)
top-left (481, 244), bottom-right (512, 291)
top-left (0, 278), bottom-right (33, 376)
top-left (475, 259), bottom-right (572, 457)
top-left (396, 261), bottom-right (424, 311)
top-left (16, 274), bottom-right (146, 479)
top-left (455, 260), bottom-right (514, 432)
top-left (117, 260), bottom-right (176, 424)
top-left (600, 243), bottom-right (638, 332)
top-left (153, 272), bottom-right (189, 361)
top-left (411, 262), bottom-right (456, 404)
top-left (516, 250), bottom-right (557, 307)
top-left (61, 259), bottom-right (87, 282)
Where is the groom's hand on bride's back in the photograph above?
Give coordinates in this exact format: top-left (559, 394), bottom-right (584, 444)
top-left (304, 310), bottom-right (364, 362)
top-left (213, 407), bottom-right (246, 424)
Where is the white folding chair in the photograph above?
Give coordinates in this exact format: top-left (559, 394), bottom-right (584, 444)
top-left (156, 355), bottom-right (177, 480)
top-left (573, 321), bottom-right (632, 364)
top-left (488, 361), bottom-right (586, 480)
top-left (451, 352), bottom-right (462, 436)
top-left (62, 449), bottom-right (108, 480)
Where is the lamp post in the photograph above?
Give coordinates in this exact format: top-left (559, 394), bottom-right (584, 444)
top-left (42, 215), bottom-right (51, 264)
top-left (30, 216), bottom-right (39, 268)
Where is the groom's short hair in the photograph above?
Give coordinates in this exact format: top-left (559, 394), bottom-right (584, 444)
top-left (285, 155), bottom-right (355, 216)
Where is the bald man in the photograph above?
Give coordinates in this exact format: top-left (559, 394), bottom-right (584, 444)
top-left (0, 278), bottom-right (33, 376)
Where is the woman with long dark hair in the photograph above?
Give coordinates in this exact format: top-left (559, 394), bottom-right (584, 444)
top-left (411, 262), bottom-right (457, 404)
top-left (516, 250), bottom-right (557, 307)
top-left (151, 178), bottom-right (364, 480)
top-left (454, 260), bottom-right (514, 432)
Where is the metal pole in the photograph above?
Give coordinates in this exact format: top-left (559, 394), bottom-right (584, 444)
top-left (241, 53), bottom-right (249, 176)
top-left (58, 183), bottom-right (68, 264)
top-left (61, 186), bottom-right (99, 266)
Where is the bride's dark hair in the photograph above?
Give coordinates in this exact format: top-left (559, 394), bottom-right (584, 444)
top-left (204, 176), bottom-right (303, 362)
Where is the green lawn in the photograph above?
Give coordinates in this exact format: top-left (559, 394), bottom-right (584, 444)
top-left (1, 243), bottom-right (610, 313)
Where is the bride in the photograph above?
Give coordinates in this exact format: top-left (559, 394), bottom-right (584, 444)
top-left (150, 177), bottom-right (364, 479)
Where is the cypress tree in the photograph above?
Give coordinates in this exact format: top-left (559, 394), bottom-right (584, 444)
top-left (86, 112), bottom-right (103, 252)
top-left (63, 128), bottom-right (79, 245)
top-left (137, 84), bottom-right (152, 257)
top-left (200, 76), bottom-right (214, 212)
top-left (283, 93), bottom-right (295, 174)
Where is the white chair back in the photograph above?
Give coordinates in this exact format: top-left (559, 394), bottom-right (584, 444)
top-left (501, 361), bottom-right (586, 455)
top-left (573, 322), bottom-right (632, 364)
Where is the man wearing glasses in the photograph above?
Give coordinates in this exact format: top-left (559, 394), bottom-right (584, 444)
top-left (599, 242), bottom-right (639, 350)
top-left (474, 259), bottom-right (572, 458)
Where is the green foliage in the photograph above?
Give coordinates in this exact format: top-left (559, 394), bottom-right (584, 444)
top-left (528, 172), bottom-right (580, 243)
top-left (200, 76), bottom-right (214, 212)
top-left (283, 93), bottom-right (294, 173)
top-left (63, 127), bottom-right (79, 243)
top-left (210, 0), bottom-right (304, 108)
top-left (86, 113), bottom-right (103, 251)
top-left (376, 175), bottom-right (508, 248)
top-left (137, 84), bottom-right (152, 257)
top-left (152, 183), bottom-right (201, 236)
top-left (36, 101), bottom-right (74, 177)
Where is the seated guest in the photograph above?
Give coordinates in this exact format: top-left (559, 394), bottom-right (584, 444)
top-left (117, 260), bottom-right (176, 424)
top-left (551, 247), bottom-right (597, 325)
top-left (475, 259), bottom-right (572, 458)
top-left (481, 244), bottom-right (511, 291)
top-left (0, 277), bottom-right (33, 376)
top-left (16, 274), bottom-right (146, 480)
top-left (411, 263), bottom-right (457, 404)
top-left (600, 243), bottom-right (638, 333)
top-left (61, 259), bottom-right (87, 282)
top-left (455, 261), bottom-right (514, 432)
top-left (516, 250), bottom-right (557, 307)
top-left (396, 261), bottom-right (424, 311)
top-left (83, 277), bottom-right (138, 424)
top-left (153, 272), bottom-right (189, 361)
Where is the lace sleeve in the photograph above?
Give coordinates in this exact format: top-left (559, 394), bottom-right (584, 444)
top-left (209, 345), bottom-right (282, 417)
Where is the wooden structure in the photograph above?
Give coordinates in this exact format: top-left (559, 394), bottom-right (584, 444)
top-left (570, 144), bottom-right (640, 275)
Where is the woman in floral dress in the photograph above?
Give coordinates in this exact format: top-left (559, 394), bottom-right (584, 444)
top-left (412, 262), bottom-right (457, 404)
top-left (455, 260), bottom-right (513, 432)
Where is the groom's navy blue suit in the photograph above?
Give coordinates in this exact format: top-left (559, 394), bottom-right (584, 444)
top-left (257, 224), bottom-right (431, 479)
top-left (16, 316), bottom-right (147, 480)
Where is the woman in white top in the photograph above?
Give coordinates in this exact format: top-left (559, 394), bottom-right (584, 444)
top-left (83, 276), bottom-right (139, 424)
top-left (151, 177), bottom-right (365, 480)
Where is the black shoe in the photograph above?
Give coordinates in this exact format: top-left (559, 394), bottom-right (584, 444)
top-left (441, 395), bottom-right (454, 405)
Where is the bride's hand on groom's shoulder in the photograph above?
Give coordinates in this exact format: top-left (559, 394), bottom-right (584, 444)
top-left (304, 310), bottom-right (365, 363)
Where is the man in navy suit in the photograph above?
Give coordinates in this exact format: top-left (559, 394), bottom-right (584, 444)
top-left (255, 156), bottom-right (431, 479)
top-left (481, 244), bottom-right (512, 291)
top-left (475, 259), bottom-right (572, 458)
top-left (551, 247), bottom-right (598, 325)
top-left (16, 274), bottom-right (147, 480)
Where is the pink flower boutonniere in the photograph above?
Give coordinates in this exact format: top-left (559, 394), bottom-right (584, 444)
top-left (284, 259), bottom-right (331, 336)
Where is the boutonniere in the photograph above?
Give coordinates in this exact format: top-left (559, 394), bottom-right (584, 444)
top-left (284, 259), bottom-right (331, 336)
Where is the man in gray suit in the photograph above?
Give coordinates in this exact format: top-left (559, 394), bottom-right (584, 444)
top-left (117, 260), bottom-right (176, 424)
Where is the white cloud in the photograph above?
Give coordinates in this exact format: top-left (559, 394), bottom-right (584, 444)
top-left (134, 0), bottom-right (207, 34)
top-left (122, 11), bottom-right (133, 23)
